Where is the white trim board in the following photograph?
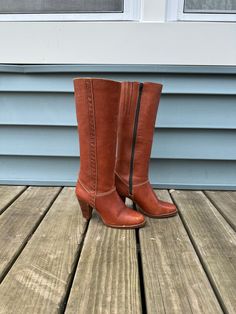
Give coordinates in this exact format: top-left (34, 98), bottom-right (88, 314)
top-left (0, 22), bottom-right (235, 66)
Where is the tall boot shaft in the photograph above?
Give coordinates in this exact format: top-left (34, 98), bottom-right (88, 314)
top-left (115, 81), bottom-right (177, 218)
top-left (116, 81), bottom-right (162, 189)
top-left (73, 77), bottom-right (146, 228)
top-left (74, 78), bottom-right (120, 194)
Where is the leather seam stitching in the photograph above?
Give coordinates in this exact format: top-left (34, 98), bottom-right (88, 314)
top-left (128, 81), bottom-right (133, 115)
top-left (115, 171), bottom-right (149, 188)
top-left (85, 79), bottom-right (97, 207)
top-left (133, 180), bottom-right (149, 187)
top-left (115, 171), bottom-right (129, 187)
top-left (91, 79), bottom-right (98, 196)
top-left (96, 187), bottom-right (116, 197)
top-left (78, 178), bottom-right (94, 195)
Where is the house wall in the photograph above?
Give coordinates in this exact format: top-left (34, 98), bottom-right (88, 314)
top-left (0, 0), bottom-right (235, 65)
top-left (0, 1), bottom-right (235, 188)
top-left (0, 22), bottom-right (235, 66)
top-left (0, 65), bottom-right (235, 189)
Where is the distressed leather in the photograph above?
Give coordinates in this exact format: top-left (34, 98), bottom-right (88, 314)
top-left (74, 78), bottom-right (145, 228)
top-left (115, 81), bottom-right (177, 217)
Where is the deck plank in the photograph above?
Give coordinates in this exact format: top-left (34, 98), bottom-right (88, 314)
top-left (138, 190), bottom-right (222, 314)
top-left (171, 190), bottom-right (236, 314)
top-left (65, 212), bottom-right (142, 314)
top-left (0, 187), bottom-right (87, 314)
top-left (0, 185), bottom-right (26, 214)
top-left (0, 186), bottom-right (61, 282)
top-left (204, 191), bottom-right (236, 231)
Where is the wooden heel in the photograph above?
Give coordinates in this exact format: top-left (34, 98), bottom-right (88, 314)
top-left (78, 199), bottom-right (93, 220)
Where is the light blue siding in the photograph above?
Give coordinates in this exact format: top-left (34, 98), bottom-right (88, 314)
top-left (0, 157), bottom-right (235, 190)
top-left (1, 93), bottom-right (236, 129)
top-left (0, 65), bottom-right (235, 189)
top-left (1, 72), bottom-right (236, 94)
top-left (1, 127), bottom-right (236, 160)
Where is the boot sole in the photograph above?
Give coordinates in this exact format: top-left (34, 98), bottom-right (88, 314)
top-left (120, 195), bottom-right (178, 218)
top-left (102, 219), bottom-right (146, 229)
top-left (78, 198), bottom-right (146, 229)
top-left (123, 196), bottom-right (178, 219)
top-left (137, 205), bottom-right (178, 219)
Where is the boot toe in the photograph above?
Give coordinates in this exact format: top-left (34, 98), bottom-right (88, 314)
top-left (120, 209), bottom-right (146, 227)
top-left (160, 201), bottom-right (177, 214)
top-left (130, 211), bottom-right (146, 226)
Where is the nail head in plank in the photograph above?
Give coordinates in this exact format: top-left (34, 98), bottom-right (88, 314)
top-left (205, 191), bottom-right (236, 231)
top-left (65, 212), bottom-right (142, 314)
top-left (0, 187), bottom-right (87, 314)
top-left (171, 190), bottom-right (236, 314)
top-left (138, 190), bottom-right (222, 314)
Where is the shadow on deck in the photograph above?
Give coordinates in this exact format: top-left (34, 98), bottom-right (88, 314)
top-left (0, 186), bottom-right (235, 313)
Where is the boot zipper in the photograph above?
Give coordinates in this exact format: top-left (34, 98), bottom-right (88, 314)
top-left (129, 82), bottom-right (143, 195)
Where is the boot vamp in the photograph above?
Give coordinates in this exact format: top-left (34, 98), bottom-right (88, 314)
top-left (133, 182), bottom-right (177, 215)
top-left (95, 190), bottom-right (145, 226)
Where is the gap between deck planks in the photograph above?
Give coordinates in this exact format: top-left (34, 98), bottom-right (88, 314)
top-left (171, 190), bottom-right (236, 314)
top-left (204, 191), bottom-right (236, 232)
top-left (137, 190), bottom-right (223, 314)
top-left (0, 187), bottom-right (87, 314)
top-left (0, 185), bottom-right (27, 215)
top-left (0, 186), bottom-right (235, 314)
top-left (0, 186), bottom-right (61, 283)
top-left (65, 212), bottom-right (142, 314)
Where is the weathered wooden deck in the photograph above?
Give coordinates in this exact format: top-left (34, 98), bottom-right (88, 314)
top-left (0, 186), bottom-right (235, 314)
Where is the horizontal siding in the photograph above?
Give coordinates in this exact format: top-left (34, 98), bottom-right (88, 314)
top-left (1, 92), bottom-right (236, 129)
top-left (1, 126), bottom-right (236, 160)
top-left (0, 156), bottom-right (235, 190)
top-left (0, 65), bottom-right (235, 188)
top-left (0, 92), bottom-right (75, 126)
top-left (1, 73), bottom-right (236, 94)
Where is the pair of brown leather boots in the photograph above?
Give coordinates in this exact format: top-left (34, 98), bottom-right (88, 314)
top-left (73, 78), bottom-right (177, 229)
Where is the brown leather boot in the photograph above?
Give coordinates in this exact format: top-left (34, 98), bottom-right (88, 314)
top-left (73, 78), bottom-right (146, 228)
top-left (115, 81), bottom-right (178, 218)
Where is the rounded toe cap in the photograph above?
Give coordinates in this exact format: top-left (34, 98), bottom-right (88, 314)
top-left (122, 209), bottom-right (146, 226)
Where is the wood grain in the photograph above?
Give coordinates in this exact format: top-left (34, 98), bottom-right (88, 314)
top-left (205, 191), bottom-right (236, 231)
top-left (138, 190), bottom-right (222, 314)
top-left (0, 186), bottom-right (61, 281)
top-left (65, 211), bottom-right (142, 314)
top-left (0, 187), bottom-right (87, 314)
top-left (0, 185), bottom-right (26, 214)
top-left (171, 190), bottom-right (236, 314)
